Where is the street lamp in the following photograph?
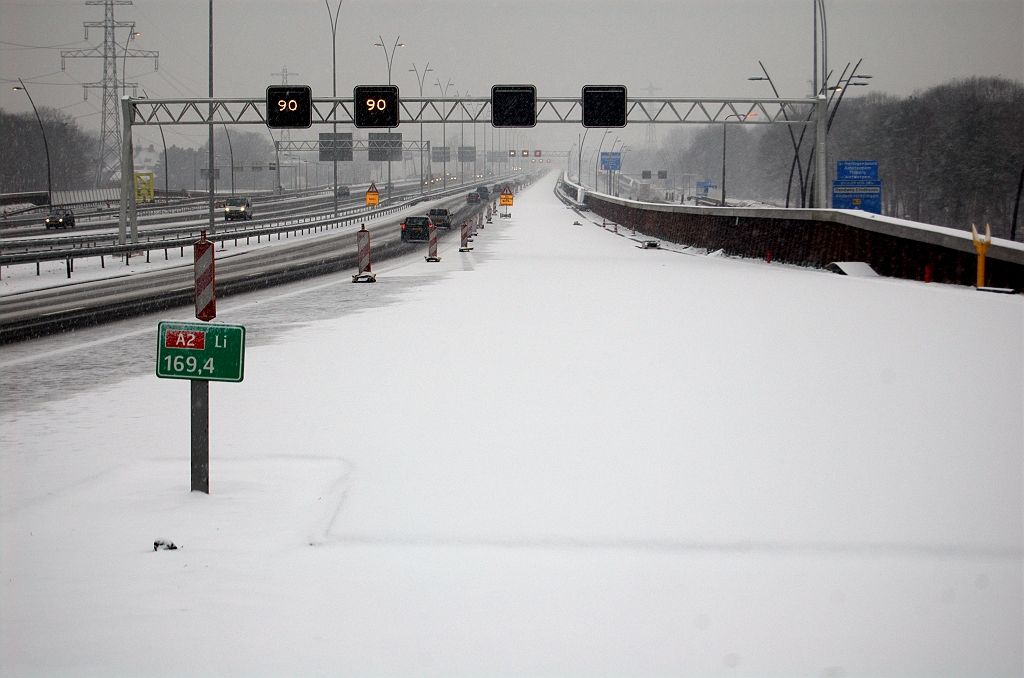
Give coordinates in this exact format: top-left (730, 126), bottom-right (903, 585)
top-left (595, 129), bottom-right (611, 192)
top-left (749, 61), bottom-right (806, 207)
top-left (410, 62), bottom-right (433, 192)
top-left (373, 36), bottom-right (404, 202)
top-left (722, 113), bottom-right (755, 207)
top-left (12, 79), bottom-right (52, 206)
top-left (435, 77), bottom-right (454, 191)
top-left (325, 0), bottom-right (343, 215)
top-left (576, 128), bottom-right (590, 185)
top-left (122, 28), bottom-right (140, 96)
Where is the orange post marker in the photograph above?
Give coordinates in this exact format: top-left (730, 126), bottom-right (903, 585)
top-left (971, 223), bottom-right (991, 288)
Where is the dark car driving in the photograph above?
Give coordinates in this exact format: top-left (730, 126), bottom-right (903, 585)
top-left (401, 215), bottom-right (432, 242)
top-left (44, 207), bottom-right (75, 229)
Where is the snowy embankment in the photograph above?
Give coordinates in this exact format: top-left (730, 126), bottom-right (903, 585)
top-left (2, 172), bottom-right (1022, 676)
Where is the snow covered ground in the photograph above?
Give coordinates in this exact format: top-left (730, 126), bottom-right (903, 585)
top-left (2, 172), bottom-right (1022, 677)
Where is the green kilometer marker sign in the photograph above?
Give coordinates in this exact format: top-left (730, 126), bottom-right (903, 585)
top-left (156, 321), bottom-right (245, 382)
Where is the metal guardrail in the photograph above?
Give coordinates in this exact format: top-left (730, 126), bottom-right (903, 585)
top-left (0, 176), bottom-right (518, 272)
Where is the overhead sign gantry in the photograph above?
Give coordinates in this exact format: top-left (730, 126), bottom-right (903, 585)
top-left (119, 83), bottom-right (827, 244)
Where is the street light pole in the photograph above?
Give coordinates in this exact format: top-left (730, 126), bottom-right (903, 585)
top-left (410, 62), bottom-right (432, 193)
top-left (577, 128), bottom-right (590, 185)
top-left (435, 78), bottom-right (453, 191)
top-left (595, 129), bottom-right (611, 192)
top-left (12, 79), bottom-right (53, 206)
top-left (208, 0), bottom-right (215, 235)
top-left (121, 28), bottom-right (140, 96)
top-left (721, 113), bottom-right (755, 207)
top-left (325, 0), bottom-right (343, 216)
top-left (374, 35), bottom-right (404, 203)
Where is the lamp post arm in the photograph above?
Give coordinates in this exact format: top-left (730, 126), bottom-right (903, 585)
top-left (16, 79), bottom-right (52, 204)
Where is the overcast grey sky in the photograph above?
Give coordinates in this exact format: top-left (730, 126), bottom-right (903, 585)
top-left (2, 0), bottom-right (1021, 153)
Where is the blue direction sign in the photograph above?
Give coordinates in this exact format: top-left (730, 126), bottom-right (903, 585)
top-left (832, 180), bottom-right (882, 214)
top-left (836, 160), bottom-right (878, 182)
top-left (696, 181), bottom-right (716, 195)
top-left (600, 152), bottom-right (621, 171)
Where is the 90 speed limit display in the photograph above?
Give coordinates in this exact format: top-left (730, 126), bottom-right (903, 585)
top-left (156, 321), bottom-right (246, 383)
top-left (354, 85), bottom-right (400, 128)
top-left (266, 85), bottom-right (312, 129)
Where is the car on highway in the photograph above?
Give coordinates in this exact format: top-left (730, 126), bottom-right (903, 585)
top-left (466, 192), bottom-right (481, 205)
top-left (335, 185), bottom-right (351, 197)
top-left (400, 215), bottom-right (432, 242)
top-left (476, 185), bottom-right (490, 201)
top-left (428, 208), bottom-right (452, 229)
top-left (44, 207), bottom-right (75, 230)
top-left (223, 197), bottom-right (253, 221)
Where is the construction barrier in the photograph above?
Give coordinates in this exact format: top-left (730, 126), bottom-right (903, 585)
top-left (352, 224), bottom-right (376, 282)
top-left (425, 221), bottom-right (441, 262)
top-left (460, 221), bottom-right (473, 252)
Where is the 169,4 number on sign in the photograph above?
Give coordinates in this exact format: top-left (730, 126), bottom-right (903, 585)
top-left (156, 321), bottom-right (246, 382)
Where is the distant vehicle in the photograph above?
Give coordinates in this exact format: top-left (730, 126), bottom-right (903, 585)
top-left (44, 207), bottom-right (75, 230)
top-left (335, 185), bottom-right (351, 197)
top-left (476, 185), bottom-right (490, 200)
top-left (400, 215), bottom-right (432, 242)
top-left (223, 196), bottom-right (253, 221)
top-left (428, 208), bottom-right (452, 229)
top-left (466, 192), bottom-right (481, 204)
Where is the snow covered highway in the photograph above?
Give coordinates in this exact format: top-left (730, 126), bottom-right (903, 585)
top-left (1, 172), bottom-right (1021, 676)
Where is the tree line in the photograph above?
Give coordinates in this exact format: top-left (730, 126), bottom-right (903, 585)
top-left (0, 107), bottom-right (97, 194)
top-left (657, 77), bottom-right (1024, 238)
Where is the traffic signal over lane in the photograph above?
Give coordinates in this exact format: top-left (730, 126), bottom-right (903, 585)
top-left (266, 86), bottom-right (312, 129)
top-left (492, 85), bottom-right (537, 127)
top-left (582, 85), bottom-right (627, 128)
top-left (354, 85), bottom-right (400, 128)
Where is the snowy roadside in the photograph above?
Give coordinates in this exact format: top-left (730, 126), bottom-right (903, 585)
top-left (2, 172), bottom-right (1021, 677)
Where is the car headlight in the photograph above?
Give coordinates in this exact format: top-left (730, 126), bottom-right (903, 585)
top-left (240, 206), bottom-right (246, 211)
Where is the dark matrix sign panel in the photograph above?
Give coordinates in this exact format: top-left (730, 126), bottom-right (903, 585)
top-left (582, 86), bottom-right (627, 128)
top-left (354, 85), bottom-right (400, 128)
top-left (491, 85), bottom-right (536, 128)
top-left (266, 86), bottom-right (312, 129)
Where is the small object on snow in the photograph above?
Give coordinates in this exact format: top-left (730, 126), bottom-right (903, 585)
top-left (573, 221), bottom-right (582, 226)
top-left (153, 540), bottom-right (178, 551)
top-left (825, 262), bottom-right (878, 277)
top-left (640, 240), bottom-right (660, 249)
top-left (977, 286), bottom-right (1016, 294)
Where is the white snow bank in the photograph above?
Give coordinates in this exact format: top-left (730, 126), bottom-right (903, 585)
top-left (2, 173), bottom-right (1022, 677)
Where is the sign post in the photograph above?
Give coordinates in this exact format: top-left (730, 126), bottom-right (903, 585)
top-left (499, 185), bottom-right (513, 218)
top-left (156, 320), bottom-right (245, 493)
top-left (155, 230), bottom-right (246, 494)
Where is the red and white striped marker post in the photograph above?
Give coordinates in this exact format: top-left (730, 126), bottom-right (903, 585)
top-left (352, 224), bottom-right (376, 282)
top-left (425, 221), bottom-right (441, 262)
top-left (194, 230), bottom-right (216, 321)
top-left (191, 230), bottom-right (216, 494)
top-left (486, 206), bottom-right (492, 223)
top-left (459, 221), bottom-right (473, 252)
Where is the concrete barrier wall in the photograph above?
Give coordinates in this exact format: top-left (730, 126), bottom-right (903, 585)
top-left (560, 175), bottom-right (1024, 292)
